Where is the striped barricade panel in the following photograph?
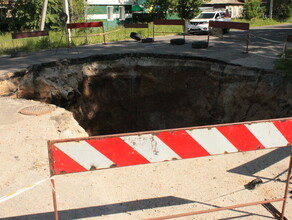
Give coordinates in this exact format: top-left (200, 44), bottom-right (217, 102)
top-left (48, 118), bottom-right (292, 175)
top-left (67, 22), bottom-right (103, 29)
top-left (12, 31), bottom-right (49, 39)
top-left (153, 19), bottom-right (185, 26)
top-left (209, 21), bottom-right (249, 30)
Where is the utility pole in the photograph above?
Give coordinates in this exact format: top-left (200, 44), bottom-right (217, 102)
top-left (63, 0), bottom-right (71, 43)
top-left (40, 0), bottom-right (48, 30)
top-left (269, 0), bottom-right (273, 19)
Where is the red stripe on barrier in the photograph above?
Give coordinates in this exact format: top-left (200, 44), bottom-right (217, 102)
top-left (86, 138), bottom-right (150, 167)
top-left (158, 130), bottom-right (210, 158)
top-left (12, 31), bottom-right (49, 39)
top-left (209, 21), bottom-right (249, 30)
top-left (52, 145), bottom-right (87, 175)
top-left (273, 120), bottom-right (292, 144)
top-left (287, 35), bottom-right (292, 42)
top-left (217, 125), bottom-right (265, 151)
top-left (67, 22), bottom-right (103, 29)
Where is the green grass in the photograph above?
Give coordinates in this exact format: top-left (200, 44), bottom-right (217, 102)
top-left (233, 18), bottom-right (292, 27)
top-left (0, 23), bottom-right (183, 55)
top-left (274, 49), bottom-right (292, 76)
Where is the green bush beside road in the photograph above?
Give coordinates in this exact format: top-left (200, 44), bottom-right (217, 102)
top-left (275, 49), bottom-right (292, 76)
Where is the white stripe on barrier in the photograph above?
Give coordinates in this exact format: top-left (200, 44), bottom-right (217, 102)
top-left (246, 122), bottom-right (289, 148)
top-left (0, 177), bottom-right (51, 204)
top-left (56, 141), bottom-right (114, 170)
top-left (186, 128), bottom-right (238, 155)
top-left (122, 134), bottom-right (182, 162)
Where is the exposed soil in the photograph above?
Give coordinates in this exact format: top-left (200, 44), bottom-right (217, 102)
top-left (1, 53), bottom-right (292, 136)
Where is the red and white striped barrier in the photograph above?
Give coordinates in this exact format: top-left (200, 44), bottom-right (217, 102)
top-left (49, 118), bottom-right (292, 175)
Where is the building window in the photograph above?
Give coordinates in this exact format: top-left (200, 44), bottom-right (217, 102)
top-left (119, 6), bottom-right (125, 20)
top-left (107, 6), bottom-right (113, 21)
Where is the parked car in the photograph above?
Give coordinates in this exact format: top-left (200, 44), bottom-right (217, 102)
top-left (188, 11), bottom-right (231, 34)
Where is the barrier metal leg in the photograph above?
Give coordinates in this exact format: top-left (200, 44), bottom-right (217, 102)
top-left (280, 148), bottom-right (292, 219)
top-left (207, 31), bottom-right (210, 48)
top-left (102, 26), bottom-right (106, 45)
top-left (153, 23), bottom-right (155, 41)
top-left (51, 177), bottom-right (59, 220)
top-left (246, 31), bottom-right (250, 53)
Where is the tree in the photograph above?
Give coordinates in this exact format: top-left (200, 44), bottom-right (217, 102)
top-left (175, 0), bottom-right (203, 20)
top-left (144, 0), bottom-right (175, 19)
top-left (70, 0), bottom-right (85, 22)
top-left (144, 0), bottom-right (203, 20)
top-left (243, 0), bottom-right (265, 20)
top-left (272, 0), bottom-right (292, 20)
top-left (9, 0), bottom-right (63, 31)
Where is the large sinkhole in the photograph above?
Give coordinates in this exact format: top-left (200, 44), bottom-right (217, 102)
top-left (7, 54), bottom-right (292, 136)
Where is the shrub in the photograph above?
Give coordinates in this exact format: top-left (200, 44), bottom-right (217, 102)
top-left (243, 0), bottom-right (266, 20)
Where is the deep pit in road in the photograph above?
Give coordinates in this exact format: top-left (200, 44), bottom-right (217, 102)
top-left (3, 54), bottom-right (292, 136)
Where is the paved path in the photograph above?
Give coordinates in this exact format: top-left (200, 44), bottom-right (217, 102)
top-left (0, 23), bottom-right (291, 75)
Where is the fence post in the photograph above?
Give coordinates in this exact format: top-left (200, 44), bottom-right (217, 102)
top-left (246, 31), bottom-right (250, 53)
top-left (102, 26), bottom-right (106, 45)
top-left (280, 149), bottom-right (292, 219)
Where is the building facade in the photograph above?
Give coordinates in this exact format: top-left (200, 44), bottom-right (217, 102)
top-left (86, 0), bottom-right (145, 28)
top-left (202, 0), bottom-right (245, 18)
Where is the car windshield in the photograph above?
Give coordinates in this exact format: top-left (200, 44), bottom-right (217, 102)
top-left (197, 13), bottom-right (215, 19)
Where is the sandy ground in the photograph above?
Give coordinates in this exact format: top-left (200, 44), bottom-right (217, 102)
top-left (1, 24), bottom-right (292, 219)
top-left (0, 97), bottom-right (291, 220)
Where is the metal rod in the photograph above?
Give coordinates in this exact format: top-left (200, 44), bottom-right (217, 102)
top-left (246, 31), bottom-right (250, 53)
top-left (153, 22), bottom-right (155, 41)
top-left (145, 198), bottom-right (284, 220)
top-left (102, 26), bottom-right (106, 45)
top-left (207, 31), bottom-right (210, 48)
top-left (48, 141), bottom-right (59, 220)
top-left (51, 178), bottom-right (59, 220)
top-left (280, 149), bottom-right (292, 219)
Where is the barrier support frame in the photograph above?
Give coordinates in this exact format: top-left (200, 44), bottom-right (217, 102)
top-left (147, 149), bottom-right (292, 220)
top-left (207, 21), bottom-right (250, 53)
top-left (66, 22), bottom-right (106, 46)
top-left (48, 143), bottom-right (291, 220)
top-left (47, 117), bottom-right (292, 220)
top-left (48, 140), bottom-right (59, 220)
top-left (153, 19), bottom-right (185, 41)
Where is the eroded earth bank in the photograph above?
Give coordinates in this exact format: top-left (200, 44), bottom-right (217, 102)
top-left (1, 53), bottom-right (292, 136)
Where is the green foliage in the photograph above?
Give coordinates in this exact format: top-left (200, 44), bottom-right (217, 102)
top-left (144, 0), bottom-right (174, 18)
top-left (275, 49), bottom-right (292, 76)
top-left (0, 23), bottom-right (183, 55)
top-left (233, 18), bottom-right (285, 27)
top-left (6, 0), bottom-right (62, 32)
top-left (176, 0), bottom-right (202, 20)
top-left (144, 0), bottom-right (203, 20)
top-left (243, 0), bottom-right (266, 20)
top-left (71, 0), bottom-right (85, 22)
top-left (272, 0), bottom-right (292, 21)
